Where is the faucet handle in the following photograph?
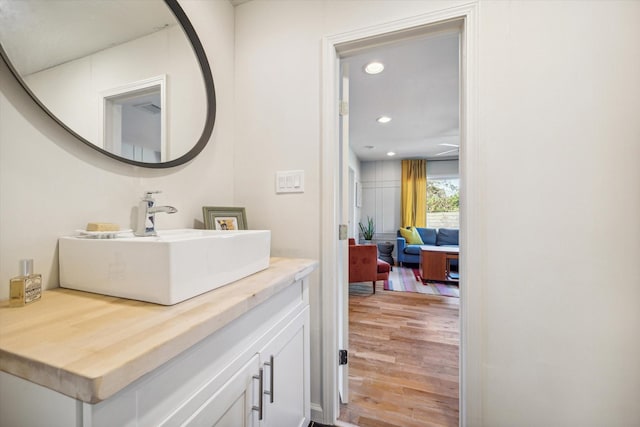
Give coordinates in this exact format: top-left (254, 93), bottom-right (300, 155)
top-left (143, 190), bottom-right (161, 200)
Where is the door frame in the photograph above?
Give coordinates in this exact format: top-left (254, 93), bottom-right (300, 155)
top-left (320, 3), bottom-right (482, 426)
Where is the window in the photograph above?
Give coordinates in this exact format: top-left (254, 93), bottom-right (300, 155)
top-left (427, 177), bottom-right (459, 228)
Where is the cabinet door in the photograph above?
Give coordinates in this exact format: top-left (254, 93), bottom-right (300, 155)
top-left (260, 307), bottom-right (310, 427)
top-left (182, 354), bottom-right (260, 427)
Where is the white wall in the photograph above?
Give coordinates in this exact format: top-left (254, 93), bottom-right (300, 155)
top-left (235, 0), bottom-right (640, 425)
top-left (0, 1), bottom-right (235, 294)
top-left (428, 159), bottom-right (458, 178)
top-left (479, 1), bottom-right (640, 425)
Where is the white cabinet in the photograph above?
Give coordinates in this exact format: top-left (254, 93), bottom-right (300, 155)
top-left (160, 306), bottom-right (310, 427)
top-left (0, 276), bottom-right (311, 427)
top-left (177, 354), bottom-right (260, 427)
top-left (260, 309), bottom-right (310, 427)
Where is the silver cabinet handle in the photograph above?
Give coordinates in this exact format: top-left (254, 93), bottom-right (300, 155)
top-left (264, 355), bottom-right (274, 403)
top-left (252, 368), bottom-right (264, 420)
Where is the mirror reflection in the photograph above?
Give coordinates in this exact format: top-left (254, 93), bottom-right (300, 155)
top-left (0, 0), bottom-right (212, 166)
top-left (103, 77), bottom-right (165, 162)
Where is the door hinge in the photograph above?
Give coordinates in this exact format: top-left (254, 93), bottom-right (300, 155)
top-left (339, 101), bottom-right (349, 116)
top-left (338, 224), bottom-right (348, 240)
top-left (339, 349), bottom-right (348, 365)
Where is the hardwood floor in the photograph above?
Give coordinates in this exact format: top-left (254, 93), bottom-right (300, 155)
top-left (338, 278), bottom-right (460, 427)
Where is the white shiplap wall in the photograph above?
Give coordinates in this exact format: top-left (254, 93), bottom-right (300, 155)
top-left (359, 160), bottom-right (401, 242)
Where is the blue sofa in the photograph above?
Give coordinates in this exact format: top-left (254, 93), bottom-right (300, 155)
top-left (396, 227), bottom-right (459, 267)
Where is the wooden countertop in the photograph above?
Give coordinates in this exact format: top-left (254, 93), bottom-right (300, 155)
top-left (0, 257), bottom-right (317, 404)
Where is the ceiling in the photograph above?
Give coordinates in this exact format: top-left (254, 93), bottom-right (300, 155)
top-left (342, 31), bottom-right (460, 162)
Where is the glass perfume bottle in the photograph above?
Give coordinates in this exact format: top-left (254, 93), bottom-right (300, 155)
top-left (9, 259), bottom-right (42, 307)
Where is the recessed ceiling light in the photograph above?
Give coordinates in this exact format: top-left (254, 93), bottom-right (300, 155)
top-left (387, 151), bottom-right (396, 156)
top-left (364, 62), bottom-right (384, 74)
top-left (377, 116), bottom-right (392, 124)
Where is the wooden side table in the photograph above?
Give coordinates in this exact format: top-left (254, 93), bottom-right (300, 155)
top-left (419, 246), bottom-right (459, 282)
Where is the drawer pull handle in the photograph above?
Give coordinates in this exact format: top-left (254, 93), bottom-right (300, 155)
top-left (264, 355), bottom-right (274, 403)
top-left (252, 368), bottom-right (264, 420)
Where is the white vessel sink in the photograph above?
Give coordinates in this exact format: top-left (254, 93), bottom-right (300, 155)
top-left (59, 229), bottom-right (271, 305)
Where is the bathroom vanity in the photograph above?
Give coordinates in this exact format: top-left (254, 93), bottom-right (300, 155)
top-left (0, 257), bottom-right (316, 427)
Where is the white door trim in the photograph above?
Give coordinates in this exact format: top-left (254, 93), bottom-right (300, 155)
top-left (320, 3), bottom-right (481, 425)
top-left (100, 75), bottom-right (167, 161)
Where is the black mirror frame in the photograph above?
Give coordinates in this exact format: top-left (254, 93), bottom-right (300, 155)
top-left (0, 0), bottom-right (216, 169)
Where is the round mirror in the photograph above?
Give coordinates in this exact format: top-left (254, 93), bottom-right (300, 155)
top-left (0, 0), bottom-right (215, 168)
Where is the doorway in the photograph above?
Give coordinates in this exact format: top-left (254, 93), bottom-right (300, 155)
top-left (320, 4), bottom-right (480, 426)
top-left (100, 75), bottom-right (167, 163)
top-left (340, 27), bottom-right (461, 427)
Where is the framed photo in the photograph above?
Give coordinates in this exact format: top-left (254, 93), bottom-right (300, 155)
top-left (202, 206), bottom-right (248, 230)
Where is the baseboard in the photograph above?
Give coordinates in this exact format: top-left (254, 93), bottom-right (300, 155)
top-left (310, 402), bottom-right (325, 424)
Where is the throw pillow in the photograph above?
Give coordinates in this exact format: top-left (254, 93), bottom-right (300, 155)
top-left (399, 227), bottom-right (424, 245)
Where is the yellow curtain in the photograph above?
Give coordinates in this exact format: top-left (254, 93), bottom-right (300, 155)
top-left (401, 159), bottom-right (427, 228)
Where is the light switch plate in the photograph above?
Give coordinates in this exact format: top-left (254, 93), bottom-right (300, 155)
top-left (338, 224), bottom-right (348, 240)
top-left (276, 170), bottom-right (304, 193)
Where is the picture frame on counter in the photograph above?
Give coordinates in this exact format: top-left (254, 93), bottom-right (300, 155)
top-left (202, 206), bottom-right (248, 230)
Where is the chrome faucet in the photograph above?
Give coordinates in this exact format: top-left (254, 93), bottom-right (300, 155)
top-left (135, 191), bottom-right (178, 236)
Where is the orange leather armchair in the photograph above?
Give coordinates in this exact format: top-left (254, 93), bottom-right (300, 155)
top-left (348, 238), bottom-right (390, 294)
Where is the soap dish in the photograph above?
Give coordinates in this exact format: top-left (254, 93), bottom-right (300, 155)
top-left (75, 229), bottom-right (133, 239)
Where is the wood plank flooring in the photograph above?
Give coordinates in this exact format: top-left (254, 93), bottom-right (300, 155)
top-left (338, 278), bottom-right (460, 427)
